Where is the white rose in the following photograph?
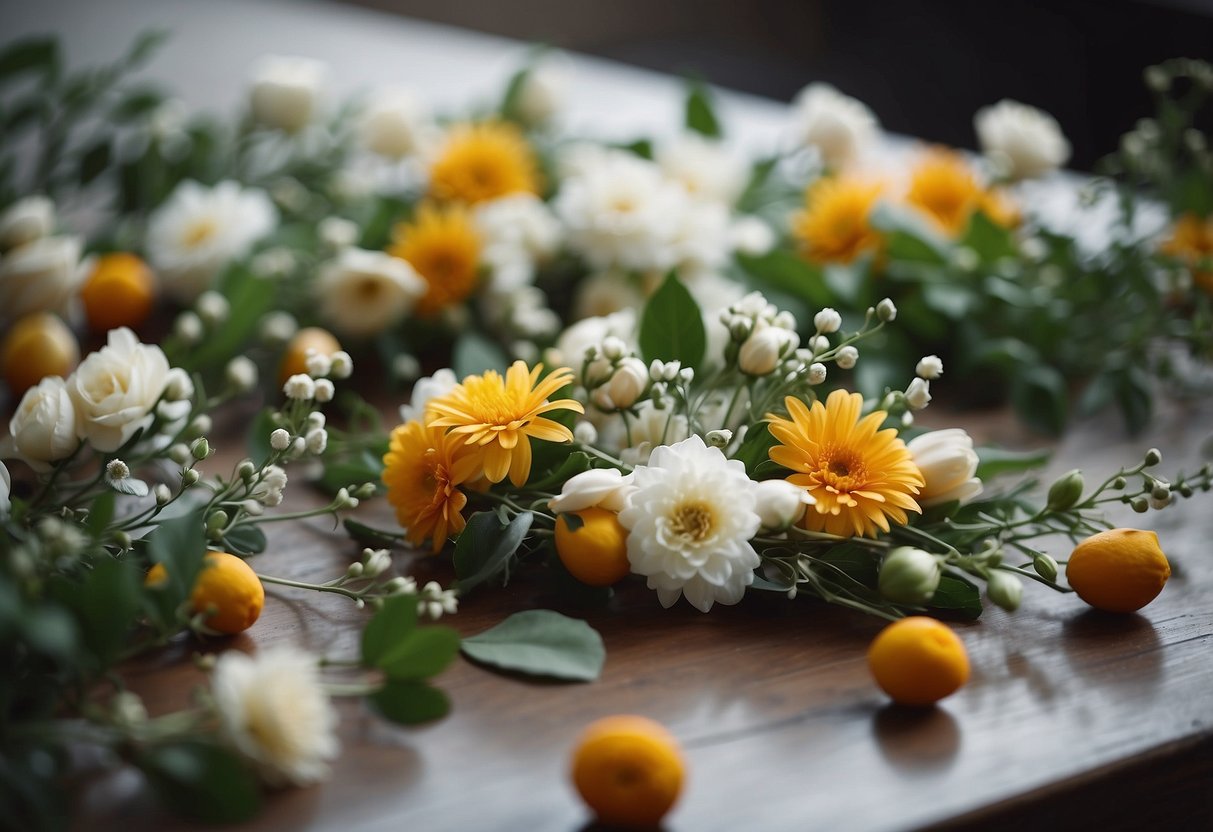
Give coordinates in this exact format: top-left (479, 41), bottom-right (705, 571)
top-left (0, 461), bottom-right (10, 516)
top-left (0, 236), bottom-right (82, 323)
top-left (789, 83), bottom-right (879, 169)
top-left (359, 88), bottom-right (433, 159)
top-left (249, 55), bottom-right (328, 133)
top-left (549, 467), bottom-right (637, 513)
top-left (752, 479), bottom-right (813, 529)
top-left (907, 429), bottom-right (983, 507)
top-left (605, 357), bottom-right (649, 410)
top-left (2, 377), bottom-right (79, 471)
top-left (975, 99), bottom-right (1071, 180)
top-left (315, 247), bottom-right (425, 338)
top-left (0, 196), bottom-right (55, 251)
top-left (657, 133), bottom-right (748, 206)
top-left (514, 55), bottom-right (571, 126)
top-left (68, 328), bottom-right (172, 452)
top-left (739, 321), bottom-right (799, 376)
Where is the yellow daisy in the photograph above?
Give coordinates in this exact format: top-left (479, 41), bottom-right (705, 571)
top-left (905, 148), bottom-right (1017, 236)
top-left (382, 420), bottom-right (480, 552)
top-left (791, 176), bottom-right (885, 265)
top-left (388, 202), bottom-right (482, 317)
top-left (428, 121), bottom-right (541, 205)
top-left (767, 389), bottom-right (924, 538)
top-left (427, 361), bottom-right (584, 487)
top-left (1160, 213), bottom-right (1213, 292)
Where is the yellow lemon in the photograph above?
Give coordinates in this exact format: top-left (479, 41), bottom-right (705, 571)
top-left (555, 507), bottom-right (631, 587)
top-left (279, 326), bottom-right (341, 385)
top-left (79, 252), bottom-right (156, 332)
top-left (189, 552), bottom-right (265, 635)
top-left (1066, 528), bottom-right (1170, 613)
top-left (144, 562), bottom-right (169, 588)
top-left (868, 616), bottom-right (970, 706)
top-left (571, 715), bottom-right (685, 829)
top-left (1, 312), bottom-right (79, 395)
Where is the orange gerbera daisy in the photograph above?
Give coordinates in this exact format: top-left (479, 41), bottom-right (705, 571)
top-left (767, 389), bottom-right (924, 538)
top-left (382, 419), bottom-right (480, 552)
top-left (388, 202), bottom-right (482, 317)
top-left (1160, 213), bottom-right (1213, 292)
top-left (427, 361), bottom-right (584, 486)
top-left (428, 121), bottom-right (541, 205)
top-left (791, 176), bottom-right (885, 265)
top-left (905, 148), bottom-right (1017, 236)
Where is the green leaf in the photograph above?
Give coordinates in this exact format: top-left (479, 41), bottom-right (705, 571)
top-left (86, 491), bottom-right (116, 540)
top-left (138, 741), bottom-right (260, 824)
top-left (1011, 365), bottom-right (1068, 436)
top-left (108, 476), bottom-right (149, 497)
top-left (460, 609), bottom-right (605, 681)
top-left (369, 679), bottom-right (450, 725)
top-left (731, 423), bottom-right (777, 477)
top-left (639, 273), bottom-right (706, 369)
top-left (1116, 365), bottom-right (1153, 435)
top-left (124, 30), bottom-right (170, 69)
top-left (927, 575), bottom-right (983, 620)
top-left (526, 451), bottom-right (595, 490)
top-left (962, 210), bottom-right (1017, 263)
top-left (617, 138), bottom-right (653, 160)
top-left (111, 87), bottom-right (165, 121)
top-left (361, 594), bottom-right (418, 667)
top-left (246, 408), bottom-right (277, 467)
top-left (343, 518), bottom-right (403, 549)
top-left (222, 524), bottom-right (267, 556)
top-left (735, 250), bottom-right (832, 309)
top-left (0, 38), bottom-right (59, 82)
top-left (452, 511), bottom-right (533, 594)
top-left (78, 139), bottom-right (111, 186)
top-left (453, 330), bottom-right (509, 379)
top-left (318, 456), bottom-right (383, 498)
top-left (375, 626), bottom-right (461, 680)
top-left (47, 559), bottom-right (141, 667)
top-left (684, 80), bottom-right (722, 138)
top-left (974, 446), bottom-right (1051, 481)
top-left (147, 507), bottom-right (208, 605)
top-left (179, 266), bottom-right (275, 372)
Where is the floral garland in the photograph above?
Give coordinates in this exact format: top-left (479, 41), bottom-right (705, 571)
top-left (1, 32), bottom-right (1212, 828)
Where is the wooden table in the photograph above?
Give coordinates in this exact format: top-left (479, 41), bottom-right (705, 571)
top-left (9, 2), bottom-right (1209, 828)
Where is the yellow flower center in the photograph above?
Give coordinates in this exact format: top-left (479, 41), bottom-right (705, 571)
top-left (183, 218), bottom-right (218, 248)
top-left (669, 500), bottom-right (716, 543)
top-left (820, 446), bottom-right (868, 492)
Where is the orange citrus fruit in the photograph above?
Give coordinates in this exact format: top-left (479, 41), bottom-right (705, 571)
top-left (279, 326), bottom-right (341, 384)
top-left (1, 312), bottom-right (79, 394)
top-left (1066, 528), bottom-right (1170, 613)
top-left (555, 507), bottom-right (631, 587)
top-left (145, 562), bottom-right (169, 588)
top-left (571, 715), bottom-right (685, 829)
top-left (867, 616), bottom-right (970, 706)
top-left (79, 252), bottom-right (156, 332)
top-left (190, 551), bottom-right (265, 634)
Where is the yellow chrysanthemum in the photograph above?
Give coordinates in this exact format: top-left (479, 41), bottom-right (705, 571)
top-left (388, 202), bottom-right (482, 317)
top-left (905, 149), bottom-right (1017, 236)
top-left (427, 361), bottom-right (584, 487)
top-left (428, 121), bottom-right (540, 205)
top-left (767, 389), bottom-right (924, 538)
top-left (383, 419), bottom-right (480, 552)
top-left (1160, 213), bottom-right (1213, 292)
top-left (791, 176), bottom-right (884, 265)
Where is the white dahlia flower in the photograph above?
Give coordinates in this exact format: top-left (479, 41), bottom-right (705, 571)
top-left (146, 180), bottom-right (277, 302)
top-left (974, 99), bottom-right (1070, 179)
top-left (315, 247), bottom-right (424, 337)
top-left (619, 435), bottom-right (762, 612)
top-left (211, 647), bottom-right (339, 787)
top-left (657, 133), bottom-right (747, 206)
top-left (474, 193), bottom-right (562, 291)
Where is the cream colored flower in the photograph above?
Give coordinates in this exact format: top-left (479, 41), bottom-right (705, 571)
top-left (211, 647), bottom-right (339, 787)
top-left (0, 196), bottom-right (55, 251)
top-left (67, 328), bottom-right (172, 452)
top-left (1, 376), bottom-right (78, 471)
top-left (398, 368), bottom-right (459, 423)
top-left (619, 435), bottom-right (762, 612)
top-left (975, 99), bottom-right (1070, 179)
top-left (738, 319), bottom-right (799, 376)
top-left (315, 247), bottom-right (425, 337)
top-left (146, 180), bottom-right (277, 302)
top-left (0, 461), bottom-right (10, 516)
top-left (548, 467), bottom-right (636, 513)
top-left (618, 399), bottom-right (691, 466)
top-left (572, 271), bottom-right (645, 321)
top-left (359, 88), bottom-right (434, 159)
top-left (249, 55), bottom-right (328, 133)
top-left (551, 308), bottom-right (636, 368)
top-left (473, 194), bottom-right (562, 291)
top-left (907, 429), bottom-right (982, 507)
top-left (752, 479), bottom-right (813, 530)
top-left (789, 83), bottom-right (879, 169)
top-left (0, 236), bottom-right (83, 323)
top-left (514, 54), bottom-right (571, 126)
top-left (657, 133), bottom-right (747, 206)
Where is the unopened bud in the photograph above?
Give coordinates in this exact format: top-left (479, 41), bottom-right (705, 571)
top-left (986, 570), bottom-right (1023, 612)
top-left (705, 429), bottom-right (732, 448)
top-left (206, 511), bottom-right (229, 535)
top-left (878, 547), bottom-right (942, 605)
top-left (1144, 448), bottom-right (1162, 467)
top-left (190, 438), bottom-right (210, 461)
top-left (181, 468), bottom-right (200, 486)
top-left (1033, 553), bottom-right (1059, 582)
top-left (1046, 469), bottom-right (1084, 511)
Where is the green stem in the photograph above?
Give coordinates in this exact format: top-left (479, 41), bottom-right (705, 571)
top-left (257, 573), bottom-right (361, 600)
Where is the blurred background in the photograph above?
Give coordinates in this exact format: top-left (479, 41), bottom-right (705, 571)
top-left (347, 0), bottom-right (1213, 170)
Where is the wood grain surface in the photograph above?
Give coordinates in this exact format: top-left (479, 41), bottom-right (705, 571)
top-left (67, 393), bottom-right (1213, 832)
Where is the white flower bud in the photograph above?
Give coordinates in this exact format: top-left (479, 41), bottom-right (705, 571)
top-left (813, 308), bottom-right (842, 334)
top-left (907, 429), bottom-right (983, 507)
top-left (878, 546), bottom-right (942, 605)
top-left (807, 363), bottom-right (828, 385)
top-left (677, 367), bottom-right (694, 384)
top-left (836, 345), bottom-right (858, 370)
top-left (313, 378), bottom-right (335, 403)
top-left (0, 195), bottom-right (55, 251)
top-left (876, 298), bottom-right (897, 322)
top-left (952, 247), bottom-right (980, 272)
top-left (225, 356), bottom-right (258, 393)
top-left (347, 561), bottom-right (365, 578)
top-left (548, 468), bottom-right (637, 513)
top-left (363, 548), bottom-right (392, 577)
top-left (916, 355), bottom-right (944, 380)
top-left (318, 216), bottom-right (360, 249)
top-left (305, 350), bottom-right (332, 378)
top-left (154, 484), bottom-right (172, 505)
top-left (752, 479), bottom-right (812, 530)
top-left (772, 311), bottom-right (796, 331)
top-left (573, 421), bottom-right (598, 444)
top-left (705, 429), bottom-right (733, 448)
top-left (605, 357), bottom-right (648, 410)
top-left (905, 377), bottom-right (932, 411)
top-left (190, 438), bottom-right (210, 460)
top-left (196, 291), bottom-right (230, 326)
top-left (270, 429), bottom-right (291, 451)
top-left (187, 415), bottom-right (212, 438)
top-left (168, 444), bottom-right (192, 465)
top-left (163, 368), bottom-right (195, 402)
top-left (739, 323), bottom-right (799, 376)
top-left (305, 428), bottom-right (328, 455)
top-left (181, 468), bottom-right (200, 486)
top-left (283, 374), bottom-right (316, 400)
top-left (174, 312), bottom-right (203, 344)
top-left (106, 459), bottom-right (130, 481)
top-left (986, 569), bottom-right (1023, 612)
top-left (259, 311), bottom-right (298, 344)
top-left (601, 336), bottom-right (626, 361)
top-left (241, 499), bottom-right (265, 516)
top-left (329, 350), bottom-right (353, 379)
top-left (809, 335), bottom-right (830, 354)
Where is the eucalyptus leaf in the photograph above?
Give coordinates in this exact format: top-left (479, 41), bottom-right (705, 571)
top-left (974, 447), bottom-right (1051, 481)
top-left (361, 594), bottom-right (418, 667)
top-left (460, 609), bottom-right (605, 681)
top-left (639, 273), bottom-right (705, 369)
top-left (369, 679), bottom-right (451, 725)
top-left (375, 626), bottom-right (461, 680)
top-left (0, 38), bottom-right (59, 82)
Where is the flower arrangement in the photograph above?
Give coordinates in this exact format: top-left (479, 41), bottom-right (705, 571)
top-left (2, 31), bottom-right (1212, 828)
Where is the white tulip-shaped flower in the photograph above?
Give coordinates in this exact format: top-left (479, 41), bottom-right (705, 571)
top-left (753, 479), bottom-right (814, 530)
top-left (738, 320), bottom-right (799, 376)
top-left (549, 467), bottom-right (637, 513)
top-left (1, 377), bottom-right (79, 471)
top-left (907, 429), bottom-right (983, 507)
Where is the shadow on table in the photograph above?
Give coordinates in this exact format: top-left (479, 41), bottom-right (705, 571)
top-left (871, 704), bottom-right (962, 775)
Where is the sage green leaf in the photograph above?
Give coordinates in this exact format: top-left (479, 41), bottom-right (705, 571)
top-left (684, 79), bottom-right (722, 138)
top-left (452, 511), bottom-right (532, 594)
top-left (138, 741), bottom-right (260, 824)
top-left (639, 273), bottom-right (705, 369)
top-left (974, 447), bottom-right (1051, 481)
top-left (460, 609), bottom-right (605, 681)
top-left (376, 626), bottom-right (460, 680)
top-left (222, 524), bottom-right (266, 556)
top-left (369, 679), bottom-right (451, 725)
top-left (453, 330), bottom-right (509, 378)
top-left (928, 575), bottom-right (983, 620)
top-left (361, 594), bottom-right (418, 667)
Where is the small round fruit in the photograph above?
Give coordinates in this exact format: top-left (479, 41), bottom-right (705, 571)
top-left (279, 326), bottom-right (341, 384)
top-left (571, 715), bottom-right (685, 829)
top-left (867, 616), bottom-right (970, 706)
top-left (1, 312), bottom-right (79, 394)
top-left (79, 252), bottom-right (156, 331)
top-left (555, 507), bottom-right (630, 587)
top-left (145, 562), bottom-right (169, 588)
top-left (190, 551), bottom-right (265, 634)
top-left (1066, 528), bottom-right (1170, 613)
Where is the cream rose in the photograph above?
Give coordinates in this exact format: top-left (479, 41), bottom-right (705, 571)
top-left (975, 99), bottom-right (1070, 179)
top-left (68, 328), bottom-right (173, 452)
top-left (2, 376), bottom-right (79, 471)
top-left (249, 55), bottom-right (328, 133)
top-left (0, 196), bottom-right (55, 252)
top-left (0, 236), bottom-right (83, 323)
top-left (315, 247), bottom-right (425, 338)
top-left (907, 429), bottom-right (983, 507)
